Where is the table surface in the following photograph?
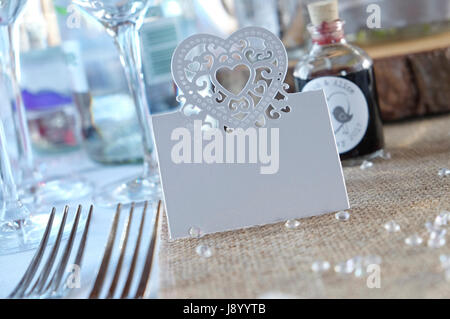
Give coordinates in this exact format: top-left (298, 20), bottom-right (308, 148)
top-left (0, 114), bottom-right (449, 299)
top-left (157, 114), bottom-right (450, 298)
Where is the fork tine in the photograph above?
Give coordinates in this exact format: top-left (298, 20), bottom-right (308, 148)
top-left (25, 206), bottom-right (69, 297)
top-left (44, 205), bottom-right (83, 296)
top-left (8, 208), bottom-right (56, 298)
top-left (89, 203), bottom-right (122, 299)
top-left (134, 200), bottom-right (162, 298)
top-left (120, 201), bottom-right (148, 298)
top-left (106, 203), bottom-right (135, 298)
top-left (69, 205), bottom-right (93, 276)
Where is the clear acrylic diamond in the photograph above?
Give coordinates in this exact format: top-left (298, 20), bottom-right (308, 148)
top-left (360, 160), bottom-right (374, 170)
top-left (189, 226), bottom-right (202, 238)
top-left (405, 234), bottom-right (423, 246)
top-left (334, 259), bottom-right (355, 274)
top-left (285, 219), bottom-right (301, 229)
top-left (425, 221), bottom-right (442, 234)
top-left (438, 168), bottom-right (450, 178)
top-left (428, 236), bottom-right (446, 248)
top-left (435, 211), bottom-right (450, 226)
top-left (429, 228), bottom-right (447, 238)
top-left (335, 211), bottom-right (350, 221)
top-left (311, 260), bottom-right (330, 273)
top-left (384, 220), bottom-right (400, 232)
top-left (195, 244), bottom-right (213, 258)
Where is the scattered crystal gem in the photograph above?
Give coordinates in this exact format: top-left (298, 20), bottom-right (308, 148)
top-left (354, 265), bottom-right (367, 278)
top-left (195, 244), bottom-right (212, 258)
top-left (429, 228), bottom-right (447, 238)
top-left (435, 211), bottom-right (450, 226)
top-left (384, 220), bottom-right (400, 232)
top-left (335, 211), bottom-right (350, 221)
top-left (285, 219), bottom-right (301, 229)
top-left (438, 168), bottom-right (450, 178)
top-left (311, 261), bottom-right (330, 273)
top-left (434, 216), bottom-right (447, 227)
top-left (427, 236), bottom-right (446, 248)
top-left (189, 226), bottom-right (202, 238)
top-left (360, 160), bottom-right (374, 170)
top-left (349, 256), bottom-right (363, 277)
top-left (405, 234), bottom-right (423, 246)
top-left (334, 260), bottom-right (355, 274)
top-left (425, 221), bottom-right (442, 233)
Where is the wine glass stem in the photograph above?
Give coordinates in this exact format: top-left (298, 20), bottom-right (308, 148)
top-left (0, 119), bottom-right (20, 220)
top-left (113, 22), bottom-right (154, 178)
top-left (0, 25), bottom-right (35, 177)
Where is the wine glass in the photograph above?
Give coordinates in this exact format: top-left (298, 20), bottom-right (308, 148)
top-left (73, 0), bottom-right (160, 206)
top-left (0, 0), bottom-right (88, 255)
top-left (3, 0), bottom-right (93, 207)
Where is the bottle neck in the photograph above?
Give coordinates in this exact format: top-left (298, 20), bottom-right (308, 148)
top-left (308, 19), bottom-right (346, 45)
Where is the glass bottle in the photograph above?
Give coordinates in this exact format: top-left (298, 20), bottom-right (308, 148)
top-left (294, 16), bottom-right (384, 161)
top-left (18, 0), bottom-right (82, 153)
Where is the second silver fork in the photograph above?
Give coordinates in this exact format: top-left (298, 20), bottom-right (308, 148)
top-left (89, 200), bottom-right (161, 299)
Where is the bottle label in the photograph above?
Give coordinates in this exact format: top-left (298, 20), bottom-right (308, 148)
top-left (301, 76), bottom-right (369, 154)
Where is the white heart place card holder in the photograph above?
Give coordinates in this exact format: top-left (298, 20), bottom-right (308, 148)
top-left (152, 27), bottom-right (349, 239)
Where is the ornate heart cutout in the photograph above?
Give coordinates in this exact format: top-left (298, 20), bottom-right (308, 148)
top-left (216, 64), bottom-right (250, 96)
top-left (171, 27), bottom-right (291, 129)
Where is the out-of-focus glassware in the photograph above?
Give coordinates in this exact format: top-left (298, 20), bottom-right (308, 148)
top-left (18, 1), bottom-right (81, 153)
top-left (141, 0), bottom-right (196, 114)
top-left (72, 0), bottom-right (160, 206)
top-left (6, 0), bottom-right (93, 206)
top-left (195, 0), bottom-right (308, 57)
top-left (53, 0), bottom-right (145, 164)
top-left (0, 0), bottom-right (87, 255)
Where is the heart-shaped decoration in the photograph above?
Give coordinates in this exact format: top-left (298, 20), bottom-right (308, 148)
top-left (216, 64), bottom-right (250, 96)
top-left (171, 27), bottom-right (290, 129)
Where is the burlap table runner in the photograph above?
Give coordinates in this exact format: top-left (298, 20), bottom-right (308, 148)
top-left (158, 114), bottom-right (450, 298)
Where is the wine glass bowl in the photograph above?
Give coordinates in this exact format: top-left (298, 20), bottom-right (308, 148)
top-left (73, 0), bottom-right (149, 26)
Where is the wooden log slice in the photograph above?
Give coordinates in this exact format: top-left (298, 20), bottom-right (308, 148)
top-left (286, 31), bottom-right (450, 122)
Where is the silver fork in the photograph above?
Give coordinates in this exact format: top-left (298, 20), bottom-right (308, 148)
top-left (89, 200), bottom-right (161, 299)
top-left (8, 205), bottom-right (93, 299)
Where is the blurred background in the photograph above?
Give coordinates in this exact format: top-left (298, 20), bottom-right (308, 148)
top-left (3, 0), bottom-right (450, 165)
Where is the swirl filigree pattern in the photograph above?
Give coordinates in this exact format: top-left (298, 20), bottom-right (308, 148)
top-left (171, 27), bottom-right (292, 129)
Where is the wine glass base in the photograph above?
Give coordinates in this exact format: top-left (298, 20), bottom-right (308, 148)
top-left (0, 203), bottom-right (88, 256)
top-left (94, 174), bottom-right (161, 207)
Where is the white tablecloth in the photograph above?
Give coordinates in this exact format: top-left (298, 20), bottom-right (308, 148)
top-left (0, 150), bottom-right (160, 298)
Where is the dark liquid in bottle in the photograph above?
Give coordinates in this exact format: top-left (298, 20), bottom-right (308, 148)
top-left (295, 67), bottom-right (384, 160)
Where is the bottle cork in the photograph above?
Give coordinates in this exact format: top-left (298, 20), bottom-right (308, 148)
top-left (307, 0), bottom-right (339, 26)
